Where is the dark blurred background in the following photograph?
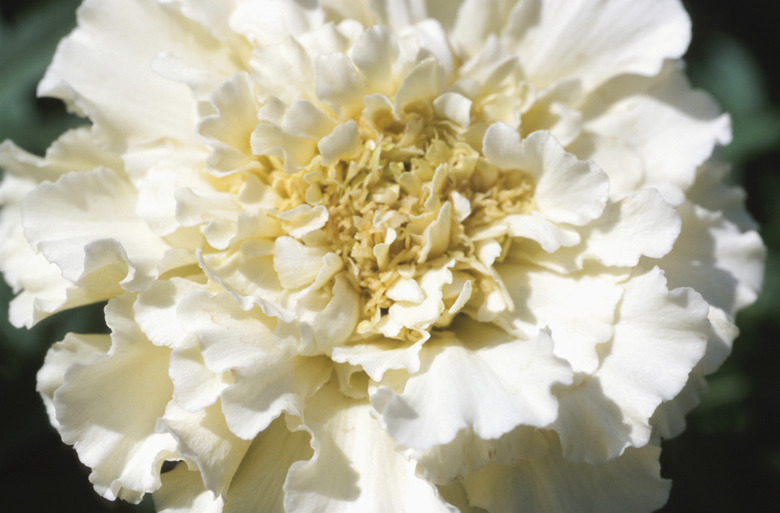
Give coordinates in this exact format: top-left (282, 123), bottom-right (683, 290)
top-left (0, 0), bottom-right (777, 511)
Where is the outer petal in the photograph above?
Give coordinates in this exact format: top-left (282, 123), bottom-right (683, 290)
top-left (22, 167), bottom-right (168, 291)
top-left (370, 320), bottom-right (573, 450)
top-left (581, 62), bottom-right (731, 200)
top-left (51, 294), bottom-right (177, 502)
top-left (284, 382), bottom-right (457, 513)
top-left (158, 401), bottom-right (251, 496)
top-left (409, 425), bottom-right (549, 485)
top-left (540, 188), bottom-right (682, 270)
top-left (156, 415), bottom-right (313, 513)
top-left (660, 202), bottom-right (765, 316)
top-left (37, 333), bottom-right (112, 429)
top-left (463, 433), bottom-right (670, 513)
top-left (551, 268), bottom-right (708, 462)
top-left (0, 131), bottom-right (124, 326)
top-left (155, 464), bottom-right (224, 513)
top-left (504, 0), bottom-right (690, 91)
top-left (38, 0), bottom-right (237, 148)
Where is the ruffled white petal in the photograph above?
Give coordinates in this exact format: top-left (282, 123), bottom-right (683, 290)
top-left (22, 167), bottom-right (168, 291)
top-left (498, 264), bottom-right (622, 373)
top-left (51, 294), bottom-right (177, 501)
top-left (502, 0), bottom-right (690, 91)
top-left (284, 381), bottom-right (457, 513)
top-left (370, 320), bottom-right (572, 450)
top-left (661, 202), bottom-right (765, 315)
top-left (37, 333), bottom-right (112, 429)
top-left (551, 268), bottom-right (708, 462)
top-left (158, 401), bottom-right (251, 495)
top-left (582, 62), bottom-right (731, 199)
top-left (483, 126), bottom-right (609, 226)
top-left (38, 0), bottom-right (237, 148)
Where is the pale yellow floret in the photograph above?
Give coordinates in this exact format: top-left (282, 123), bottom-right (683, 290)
top-left (259, 104), bottom-right (535, 339)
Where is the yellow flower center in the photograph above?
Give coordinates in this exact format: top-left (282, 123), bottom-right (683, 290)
top-left (269, 107), bottom-right (535, 337)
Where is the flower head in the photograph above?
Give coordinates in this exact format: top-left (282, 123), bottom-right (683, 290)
top-left (0, 0), bottom-right (765, 511)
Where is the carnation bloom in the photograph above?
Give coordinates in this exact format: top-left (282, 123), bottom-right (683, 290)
top-left (0, 0), bottom-right (765, 511)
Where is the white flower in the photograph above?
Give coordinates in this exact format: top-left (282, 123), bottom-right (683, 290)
top-left (0, 0), bottom-right (765, 512)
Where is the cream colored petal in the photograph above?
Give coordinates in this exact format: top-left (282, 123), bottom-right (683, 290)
top-left (409, 425), bottom-right (549, 485)
top-left (0, 173), bottom-right (97, 327)
top-left (0, 127), bottom-right (121, 182)
top-left (273, 236), bottom-right (327, 290)
top-left (169, 340), bottom-right (229, 412)
top-left (351, 25), bottom-right (399, 96)
top-left (282, 100), bottom-right (337, 140)
top-left (698, 305), bottom-right (740, 375)
top-left (383, 264), bottom-right (451, 335)
top-left (155, 464), bottom-right (223, 513)
top-left (411, 19), bottom-right (455, 78)
top-left (176, 289), bottom-right (331, 440)
top-left (250, 37), bottom-right (315, 105)
top-left (451, 0), bottom-right (515, 58)
top-left (649, 371), bottom-right (707, 441)
top-left (198, 72), bottom-right (261, 174)
top-left (197, 247), bottom-right (290, 322)
top-left (309, 273), bottom-right (361, 352)
top-left (229, 0), bottom-right (324, 46)
top-left (318, 121), bottom-right (362, 166)
top-left (163, 0), bottom-right (252, 60)
top-left (498, 264), bottom-right (622, 374)
top-left (250, 122), bottom-right (317, 172)
top-left (127, 144), bottom-right (211, 235)
top-left (433, 92), bottom-right (472, 127)
top-left (134, 278), bottom-right (203, 348)
top-left (176, 289), bottom-right (277, 372)
top-left (22, 167), bottom-right (168, 291)
top-left (394, 58), bottom-right (447, 115)
top-left (52, 294), bottom-right (177, 502)
top-left (552, 268), bottom-right (708, 463)
top-left (574, 189), bottom-right (682, 267)
top-left (566, 133), bottom-right (643, 200)
top-left (688, 160), bottom-right (758, 231)
top-left (331, 338), bottom-right (426, 381)
top-left (437, 482), bottom-right (489, 513)
top-left (463, 433), bottom-right (670, 513)
top-left (158, 401), bottom-right (251, 495)
top-left (583, 62), bottom-right (731, 198)
top-left (369, 0), bottom-right (429, 31)
top-left (222, 415), bottom-right (313, 512)
top-left (37, 333), bottom-right (112, 429)
top-left (220, 355), bottom-right (332, 440)
top-left (483, 126), bottom-right (609, 225)
top-left (284, 382), bottom-right (457, 513)
top-left (500, 214), bottom-right (580, 252)
top-left (371, 321), bottom-right (572, 450)
top-left (505, 0), bottom-right (690, 91)
top-left (156, 414), bottom-right (313, 513)
top-left (315, 53), bottom-right (365, 119)
top-left (38, 0), bottom-right (233, 148)
top-left (661, 202), bottom-right (765, 315)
